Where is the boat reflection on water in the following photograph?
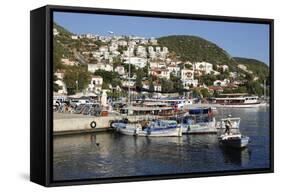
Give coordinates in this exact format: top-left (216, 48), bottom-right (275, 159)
top-left (185, 134), bottom-right (218, 149)
top-left (220, 147), bottom-right (251, 166)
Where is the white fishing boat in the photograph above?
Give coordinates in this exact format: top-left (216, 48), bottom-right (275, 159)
top-left (217, 117), bottom-right (250, 148)
top-left (113, 119), bottom-right (182, 137)
top-left (218, 134), bottom-right (250, 148)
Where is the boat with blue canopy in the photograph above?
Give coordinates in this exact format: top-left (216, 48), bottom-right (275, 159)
top-left (112, 119), bottom-right (182, 137)
top-left (171, 107), bottom-right (217, 134)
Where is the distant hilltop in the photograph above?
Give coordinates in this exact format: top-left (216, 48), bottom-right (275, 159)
top-left (158, 35), bottom-right (233, 65)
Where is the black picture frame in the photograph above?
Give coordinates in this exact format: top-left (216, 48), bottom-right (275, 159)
top-left (30, 4), bottom-right (274, 187)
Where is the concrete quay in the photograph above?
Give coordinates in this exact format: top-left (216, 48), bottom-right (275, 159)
top-left (53, 112), bottom-right (151, 135)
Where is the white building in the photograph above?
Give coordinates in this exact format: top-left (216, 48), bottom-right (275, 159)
top-left (128, 41), bottom-right (137, 47)
top-left (153, 82), bottom-right (162, 92)
top-left (98, 36), bottom-right (111, 42)
top-left (124, 57), bottom-right (147, 68)
top-left (150, 62), bottom-right (166, 69)
top-left (114, 65), bottom-right (125, 75)
top-left (149, 52), bottom-right (157, 59)
top-left (140, 39), bottom-right (148, 44)
top-left (218, 64), bottom-right (229, 72)
top-left (71, 35), bottom-right (78, 40)
top-left (238, 64), bottom-right (253, 74)
top-left (103, 52), bottom-right (110, 60)
top-left (230, 72), bottom-right (238, 78)
top-left (88, 76), bottom-right (103, 93)
top-left (86, 33), bottom-right (95, 39)
top-left (155, 46), bottom-right (161, 53)
top-left (213, 79), bottom-right (230, 86)
top-left (99, 46), bottom-right (109, 52)
top-left (167, 64), bottom-right (180, 76)
top-left (149, 68), bottom-right (170, 79)
top-left (149, 38), bottom-right (157, 45)
top-left (162, 47), bottom-right (168, 53)
top-left (53, 28), bottom-right (59, 36)
top-left (238, 64), bottom-right (247, 71)
top-left (148, 46), bottom-right (154, 53)
top-left (136, 46), bottom-right (147, 57)
top-left (122, 80), bottom-right (135, 87)
top-left (88, 63), bottom-right (113, 73)
top-left (109, 43), bottom-right (118, 52)
top-left (111, 50), bottom-right (121, 56)
top-left (54, 72), bottom-right (67, 94)
top-left (181, 67), bottom-right (199, 89)
top-left (182, 79), bottom-right (199, 89)
top-left (142, 82), bottom-right (149, 90)
top-left (61, 58), bottom-right (77, 66)
top-left (159, 52), bottom-right (168, 59)
top-left (123, 48), bottom-right (134, 57)
top-left (212, 70), bottom-right (221, 75)
top-left (142, 81), bottom-right (161, 92)
top-left (195, 62), bottom-right (213, 74)
top-left (181, 69), bottom-right (194, 80)
top-left (117, 40), bottom-right (127, 46)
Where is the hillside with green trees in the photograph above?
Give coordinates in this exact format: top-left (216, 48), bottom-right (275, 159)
top-left (233, 57), bottom-right (269, 81)
top-left (52, 22), bottom-right (270, 97)
top-left (158, 35), bottom-right (236, 68)
top-left (53, 22), bottom-right (93, 95)
top-left (54, 22), bottom-right (73, 37)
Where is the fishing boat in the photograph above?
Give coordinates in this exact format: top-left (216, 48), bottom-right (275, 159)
top-left (172, 107), bottom-right (217, 134)
top-left (112, 119), bottom-right (182, 137)
top-left (218, 134), bottom-right (250, 148)
top-left (217, 117), bottom-right (250, 148)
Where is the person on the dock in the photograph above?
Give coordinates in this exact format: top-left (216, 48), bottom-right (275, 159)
top-left (224, 115), bottom-right (232, 135)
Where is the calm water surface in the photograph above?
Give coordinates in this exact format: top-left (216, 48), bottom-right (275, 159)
top-left (53, 107), bottom-right (270, 181)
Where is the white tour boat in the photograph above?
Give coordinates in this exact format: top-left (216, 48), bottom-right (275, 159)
top-left (214, 94), bottom-right (261, 108)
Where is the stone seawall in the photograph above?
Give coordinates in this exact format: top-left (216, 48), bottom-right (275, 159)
top-left (53, 112), bottom-right (151, 135)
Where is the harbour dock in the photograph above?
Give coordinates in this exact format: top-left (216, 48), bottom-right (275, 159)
top-left (54, 112), bottom-right (152, 135)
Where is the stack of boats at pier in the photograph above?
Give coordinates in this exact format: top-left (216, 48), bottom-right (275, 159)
top-left (111, 107), bottom-right (250, 148)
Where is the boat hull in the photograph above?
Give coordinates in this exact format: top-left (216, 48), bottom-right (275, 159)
top-left (113, 123), bottom-right (182, 137)
top-left (144, 127), bottom-right (182, 137)
top-left (216, 103), bottom-right (262, 108)
top-left (117, 127), bottom-right (182, 137)
top-left (219, 136), bottom-right (249, 148)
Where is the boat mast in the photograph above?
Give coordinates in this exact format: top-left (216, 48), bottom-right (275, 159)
top-left (263, 79), bottom-right (266, 100)
top-left (128, 37), bottom-right (131, 106)
top-left (127, 36), bottom-right (132, 116)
